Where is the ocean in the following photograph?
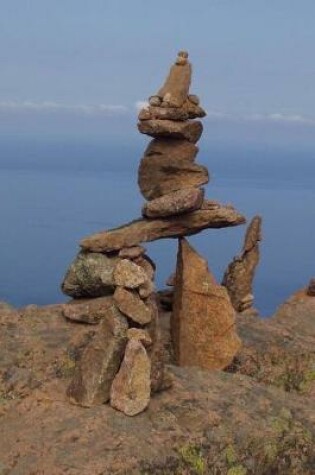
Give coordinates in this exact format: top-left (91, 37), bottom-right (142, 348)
top-left (0, 136), bottom-right (314, 316)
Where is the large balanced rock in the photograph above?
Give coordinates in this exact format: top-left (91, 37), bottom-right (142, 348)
top-left (144, 138), bottom-right (198, 162)
top-left (142, 187), bottom-right (204, 218)
top-left (67, 306), bottom-right (128, 407)
top-left (110, 338), bottom-right (151, 416)
top-left (172, 238), bottom-right (241, 369)
top-left (222, 216), bottom-right (262, 312)
top-left (138, 153), bottom-right (208, 200)
top-left (80, 202), bottom-right (246, 252)
top-left (61, 251), bottom-right (119, 298)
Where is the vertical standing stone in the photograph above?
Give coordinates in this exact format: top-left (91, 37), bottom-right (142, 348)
top-left (172, 238), bottom-right (241, 369)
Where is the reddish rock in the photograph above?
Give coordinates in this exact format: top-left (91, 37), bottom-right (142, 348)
top-left (138, 153), bottom-right (208, 200)
top-left (118, 246), bottom-right (146, 259)
top-left (156, 52), bottom-right (192, 108)
top-left (67, 306), bottom-right (128, 407)
top-left (142, 188), bottom-right (204, 218)
top-left (138, 279), bottom-right (155, 299)
top-left (80, 202), bottom-right (246, 253)
top-left (134, 255), bottom-right (156, 280)
top-left (172, 238), bottom-right (241, 369)
top-left (113, 259), bottom-right (149, 289)
top-left (62, 296), bottom-right (114, 324)
top-left (110, 339), bottom-right (151, 416)
top-left (138, 119), bottom-right (203, 143)
top-left (114, 287), bottom-right (152, 325)
top-left (222, 216), bottom-right (262, 312)
top-left (61, 251), bottom-right (119, 298)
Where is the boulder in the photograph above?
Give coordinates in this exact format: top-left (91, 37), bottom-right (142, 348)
top-left (67, 306), bottom-right (128, 407)
top-left (142, 188), bottom-right (204, 218)
top-left (62, 296), bottom-right (115, 324)
top-left (113, 259), bottom-right (149, 289)
top-left (80, 202), bottom-right (246, 252)
top-left (138, 119), bottom-right (203, 143)
top-left (222, 216), bottom-right (262, 312)
top-left (61, 251), bottom-right (119, 298)
top-left (114, 287), bottom-right (152, 325)
top-left (172, 238), bottom-right (241, 369)
top-left (110, 339), bottom-right (151, 416)
top-left (138, 154), bottom-right (208, 200)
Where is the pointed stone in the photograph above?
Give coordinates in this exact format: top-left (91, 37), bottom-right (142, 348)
top-left (156, 52), bottom-right (192, 108)
top-left (110, 339), bottom-right (151, 416)
top-left (114, 287), bottom-right (152, 325)
top-left (222, 216), bottom-right (262, 312)
top-left (80, 202), bottom-right (246, 253)
top-left (138, 119), bottom-right (203, 143)
top-left (171, 238), bottom-right (241, 369)
top-left (67, 306), bottom-right (128, 407)
top-left (61, 251), bottom-right (120, 298)
top-left (142, 187), bottom-right (204, 219)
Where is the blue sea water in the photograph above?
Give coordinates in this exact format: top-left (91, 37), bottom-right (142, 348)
top-left (0, 136), bottom-right (314, 316)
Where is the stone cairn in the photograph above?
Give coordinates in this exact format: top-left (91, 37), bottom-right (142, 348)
top-left (61, 51), bottom-right (246, 416)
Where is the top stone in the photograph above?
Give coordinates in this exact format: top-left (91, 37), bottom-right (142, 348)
top-left (154, 51), bottom-right (192, 108)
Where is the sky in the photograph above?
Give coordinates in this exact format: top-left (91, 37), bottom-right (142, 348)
top-left (1, 0), bottom-right (315, 147)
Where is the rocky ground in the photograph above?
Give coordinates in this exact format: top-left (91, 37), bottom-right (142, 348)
top-left (0, 290), bottom-right (314, 474)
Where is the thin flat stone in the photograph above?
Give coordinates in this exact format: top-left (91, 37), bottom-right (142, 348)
top-left (142, 188), bottom-right (204, 218)
top-left (138, 119), bottom-right (203, 143)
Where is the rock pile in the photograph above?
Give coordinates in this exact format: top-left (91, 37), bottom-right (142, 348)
top-left (61, 51), bottom-right (246, 415)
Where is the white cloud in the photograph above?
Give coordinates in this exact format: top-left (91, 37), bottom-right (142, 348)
top-left (205, 109), bottom-right (315, 126)
top-left (135, 100), bottom-right (149, 112)
top-left (0, 101), bottom-right (129, 115)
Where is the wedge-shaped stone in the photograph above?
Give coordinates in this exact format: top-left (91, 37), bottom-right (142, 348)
top-left (61, 251), bottom-right (120, 298)
top-left (156, 57), bottom-right (191, 108)
top-left (67, 306), bottom-right (128, 407)
top-left (138, 119), bottom-right (203, 143)
top-left (138, 155), bottom-right (208, 200)
top-left (171, 238), bottom-right (241, 369)
top-left (142, 188), bottom-right (204, 218)
top-left (110, 339), bottom-right (151, 416)
top-left (114, 287), bottom-right (152, 325)
top-left (80, 202), bottom-right (246, 253)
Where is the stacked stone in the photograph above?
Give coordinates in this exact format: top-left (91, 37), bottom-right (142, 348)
top-left (61, 51), bottom-right (247, 416)
top-left (61, 245), bottom-right (168, 416)
top-left (137, 51), bottom-right (209, 219)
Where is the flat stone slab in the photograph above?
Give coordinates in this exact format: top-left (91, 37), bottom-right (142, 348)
top-left (138, 119), bottom-right (203, 143)
top-left (80, 201), bottom-right (246, 253)
top-left (142, 187), bottom-right (204, 218)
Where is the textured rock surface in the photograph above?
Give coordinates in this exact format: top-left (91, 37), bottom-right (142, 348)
top-left (222, 215), bottom-right (262, 312)
top-left (156, 56), bottom-right (191, 107)
top-left (138, 119), bottom-right (203, 143)
top-left (144, 137), bottom-right (198, 162)
top-left (114, 287), bottom-right (152, 325)
top-left (62, 296), bottom-right (115, 324)
top-left (138, 153), bottom-right (208, 200)
top-left (138, 100), bottom-right (206, 121)
top-left (67, 306), bottom-right (128, 407)
top-left (61, 251), bottom-right (119, 298)
top-left (172, 238), bottom-right (241, 369)
top-left (142, 187), bottom-right (204, 218)
top-left (127, 328), bottom-right (152, 347)
top-left (110, 339), bottom-right (151, 416)
top-left (1, 301), bottom-right (315, 474)
top-left (118, 245), bottom-right (146, 259)
top-left (113, 259), bottom-right (148, 289)
top-left (80, 202), bottom-right (246, 252)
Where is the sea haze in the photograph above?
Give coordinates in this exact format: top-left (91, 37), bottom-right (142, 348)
top-left (0, 136), bottom-right (314, 316)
